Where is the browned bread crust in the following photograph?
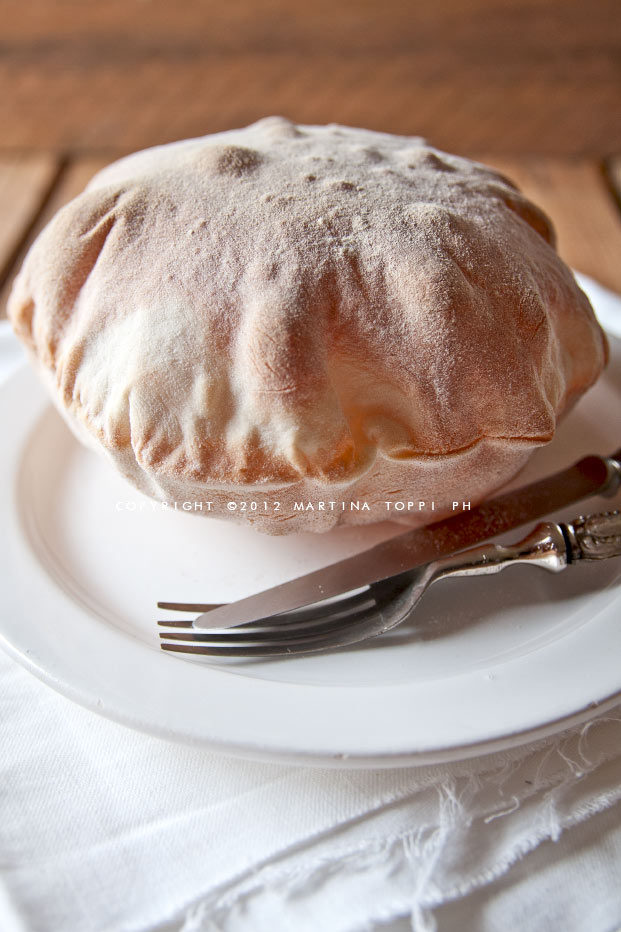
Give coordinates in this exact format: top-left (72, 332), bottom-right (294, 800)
top-left (8, 118), bottom-right (608, 532)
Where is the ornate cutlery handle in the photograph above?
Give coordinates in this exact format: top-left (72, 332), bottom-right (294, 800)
top-left (429, 511), bottom-right (621, 584)
top-left (563, 511), bottom-right (621, 561)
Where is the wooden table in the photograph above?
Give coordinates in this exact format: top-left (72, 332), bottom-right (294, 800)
top-left (1, 0), bottom-right (620, 313)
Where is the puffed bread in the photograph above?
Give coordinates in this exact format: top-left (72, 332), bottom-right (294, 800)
top-left (8, 118), bottom-right (608, 532)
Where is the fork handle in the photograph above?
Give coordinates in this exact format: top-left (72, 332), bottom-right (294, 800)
top-left (562, 511), bottom-right (621, 561)
top-left (431, 510), bottom-right (621, 583)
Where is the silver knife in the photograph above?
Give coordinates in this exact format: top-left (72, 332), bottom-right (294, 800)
top-left (192, 448), bottom-right (621, 631)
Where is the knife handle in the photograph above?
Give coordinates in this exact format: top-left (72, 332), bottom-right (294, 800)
top-left (600, 450), bottom-right (621, 497)
top-left (562, 511), bottom-right (621, 561)
top-left (429, 510), bottom-right (621, 585)
top-left (430, 522), bottom-right (569, 580)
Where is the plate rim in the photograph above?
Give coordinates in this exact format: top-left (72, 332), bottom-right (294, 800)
top-left (2, 621), bottom-right (621, 769)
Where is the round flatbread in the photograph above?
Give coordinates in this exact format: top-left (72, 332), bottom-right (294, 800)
top-left (8, 117), bottom-right (608, 532)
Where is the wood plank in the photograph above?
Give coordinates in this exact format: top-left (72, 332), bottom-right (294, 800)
top-left (476, 157), bottom-right (621, 295)
top-left (0, 0), bottom-right (619, 155)
top-left (0, 155), bottom-right (114, 319)
top-left (606, 157), bottom-right (621, 217)
top-left (0, 154), bottom-right (60, 287)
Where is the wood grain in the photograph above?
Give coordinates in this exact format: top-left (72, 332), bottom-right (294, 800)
top-left (0, 155), bottom-right (112, 318)
top-left (0, 154), bottom-right (59, 287)
top-left (607, 157), bottom-right (621, 213)
top-left (478, 157), bottom-right (621, 294)
top-left (0, 0), bottom-right (619, 154)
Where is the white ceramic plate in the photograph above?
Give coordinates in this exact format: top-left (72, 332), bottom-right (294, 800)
top-left (2, 337), bottom-right (621, 768)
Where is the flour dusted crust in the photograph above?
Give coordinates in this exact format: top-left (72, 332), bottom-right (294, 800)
top-left (8, 117), bottom-right (608, 533)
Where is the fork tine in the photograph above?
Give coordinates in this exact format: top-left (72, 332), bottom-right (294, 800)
top-left (159, 610), bottom-right (390, 656)
top-left (158, 576), bottom-right (414, 657)
top-left (158, 588), bottom-right (377, 632)
top-left (159, 594), bottom-right (380, 643)
top-left (160, 603), bottom-right (380, 643)
top-left (157, 601), bottom-right (225, 612)
top-left (160, 630), bottom-right (363, 656)
top-left (160, 642), bottom-right (308, 657)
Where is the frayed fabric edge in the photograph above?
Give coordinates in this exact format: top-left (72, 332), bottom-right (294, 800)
top-left (146, 716), bottom-right (621, 932)
top-left (174, 786), bottom-right (621, 932)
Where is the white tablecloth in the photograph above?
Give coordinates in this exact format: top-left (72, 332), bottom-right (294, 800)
top-left (2, 274), bottom-right (621, 932)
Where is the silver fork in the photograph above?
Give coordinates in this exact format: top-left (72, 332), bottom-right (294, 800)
top-left (158, 511), bottom-right (621, 658)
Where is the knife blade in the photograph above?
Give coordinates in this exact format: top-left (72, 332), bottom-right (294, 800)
top-left (193, 448), bottom-right (621, 631)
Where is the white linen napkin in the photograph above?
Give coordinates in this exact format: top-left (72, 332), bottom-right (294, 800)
top-left (1, 274), bottom-right (621, 932)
